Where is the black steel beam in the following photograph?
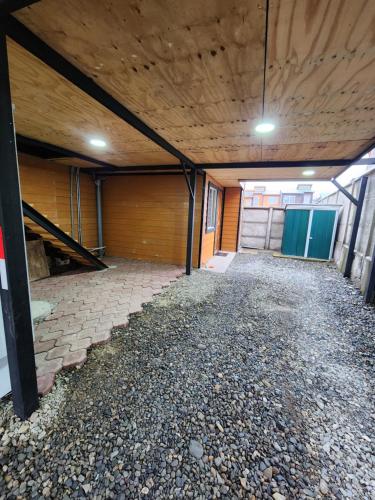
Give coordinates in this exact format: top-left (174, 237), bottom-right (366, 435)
top-left (22, 201), bottom-right (108, 270)
top-left (186, 168), bottom-right (197, 275)
top-left (364, 241), bottom-right (375, 304)
top-left (350, 138), bottom-right (375, 165)
top-left (0, 0), bottom-right (39, 13)
top-left (343, 176), bottom-right (368, 278)
top-left (0, 27), bottom-right (38, 419)
top-left (331, 178), bottom-right (358, 206)
top-left (6, 16), bottom-right (195, 169)
top-left (17, 134), bottom-right (117, 170)
top-left (199, 160), bottom-right (351, 169)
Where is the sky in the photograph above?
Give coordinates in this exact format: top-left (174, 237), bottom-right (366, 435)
top-left (243, 162), bottom-right (373, 200)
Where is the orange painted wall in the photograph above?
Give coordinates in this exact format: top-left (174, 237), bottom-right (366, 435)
top-left (103, 174), bottom-right (202, 267)
top-left (221, 187), bottom-right (242, 252)
top-left (200, 175), bottom-right (223, 266)
top-left (18, 153), bottom-right (97, 249)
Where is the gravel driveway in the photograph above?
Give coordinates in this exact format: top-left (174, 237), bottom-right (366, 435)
top-left (1, 252), bottom-right (374, 499)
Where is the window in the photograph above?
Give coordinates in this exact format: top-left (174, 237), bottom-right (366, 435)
top-left (283, 194), bottom-right (297, 204)
top-left (206, 185), bottom-right (218, 232)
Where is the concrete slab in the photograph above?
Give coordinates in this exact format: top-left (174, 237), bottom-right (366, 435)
top-left (31, 301), bottom-right (52, 323)
top-left (203, 252), bottom-right (236, 273)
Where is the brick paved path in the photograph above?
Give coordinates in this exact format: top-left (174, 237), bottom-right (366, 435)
top-left (31, 258), bottom-right (184, 395)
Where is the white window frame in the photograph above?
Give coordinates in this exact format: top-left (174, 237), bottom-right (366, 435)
top-left (206, 184), bottom-right (219, 233)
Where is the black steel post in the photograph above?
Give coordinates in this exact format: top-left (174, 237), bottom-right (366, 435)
top-left (95, 178), bottom-right (104, 257)
top-left (344, 176), bottom-right (368, 278)
top-left (0, 27), bottom-right (38, 419)
top-left (186, 168), bottom-right (197, 275)
top-left (364, 242), bottom-right (375, 304)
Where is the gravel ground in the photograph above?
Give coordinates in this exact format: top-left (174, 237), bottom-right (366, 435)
top-left (1, 252), bottom-right (374, 499)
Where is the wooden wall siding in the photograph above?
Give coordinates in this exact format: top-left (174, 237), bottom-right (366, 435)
top-left (14, 0), bottom-right (375, 165)
top-left (18, 153), bottom-right (97, 249)
top-left (102, 175), bottom-right (202, 266)
top-left (221, 188), bottom-right (242, 252)
top-left (200, 175), bottom-right (223, 266)
top-left (7, 39), bottom-right (176, 167)
top-left (78, 175), bottom-right (98, 249)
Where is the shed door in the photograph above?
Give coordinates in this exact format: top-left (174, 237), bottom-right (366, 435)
top-left (307, 210), bottom-right (336, 260)
top-left (281, 209), bottom-right (309, 256)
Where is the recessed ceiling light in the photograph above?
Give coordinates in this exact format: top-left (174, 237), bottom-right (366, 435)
top-left (255, 122), bottom-right (275, 134)
top-left (303, 170), bottom-right (315, 176)
top-left (89, 138), bottom-right (107, 148)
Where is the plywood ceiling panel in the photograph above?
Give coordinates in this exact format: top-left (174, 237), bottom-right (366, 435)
top-left (264, 0), bottom-right (375, 155)
top-left (207, 165), bottom-right (348, 187)
top-left (14, 0), bottom-right (265, 163)
top-left (12, 0), bottom-right (375, 164)
top-left (7, 39), bottom-right (176, 167)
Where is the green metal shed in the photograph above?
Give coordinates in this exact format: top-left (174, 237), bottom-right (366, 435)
top-left (281, 205), bottom-right (341, 260)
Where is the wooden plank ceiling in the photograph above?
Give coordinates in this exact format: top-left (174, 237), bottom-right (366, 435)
top-left (8, 0), bottom-right (375, 181)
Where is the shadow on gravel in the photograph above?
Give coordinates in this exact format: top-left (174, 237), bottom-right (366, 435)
top-left (1, 252), bottom-right (374, 499)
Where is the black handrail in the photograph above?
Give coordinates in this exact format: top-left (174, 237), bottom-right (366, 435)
top-left (22, 201), bottom-right (107, 270)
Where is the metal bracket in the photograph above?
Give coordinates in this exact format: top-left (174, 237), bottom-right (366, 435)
top-left (181, 162), bottom-right (195, 199)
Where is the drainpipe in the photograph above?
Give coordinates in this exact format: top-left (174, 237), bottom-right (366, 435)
top-left (95, 178), bottom-right (104, 257)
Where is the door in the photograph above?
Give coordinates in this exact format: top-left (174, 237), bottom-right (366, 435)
top-left (214, 190), bottom-right (223, 253)
top-left (281, 209), bottom-right (310, 256)
top-left (307, 210), bottom-right (336, 260)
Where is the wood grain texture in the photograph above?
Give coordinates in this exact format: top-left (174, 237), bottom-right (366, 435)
top-left (264, 0), bottom-right (375, 153)
top-left (14, 0), bottom-right (265, 163)
top-left (205, 164), bottom-right (348, 187)
top-left (7, 39), bottom-right (176, 167)
top-left (12, 0), bottom-right (375, 164)
top-left (221, 187), bottom-right (241, 252)
top-left (19, 153), bottom-right (97, 249)
top-left (102, 175), bottom-right (202, 266)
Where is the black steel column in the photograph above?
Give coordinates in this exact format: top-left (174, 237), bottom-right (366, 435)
top-left (344, 176), bottom-right (368, 278)
top-left (95, 178), bottom-right (104, 257)
top-left (186, 168), bottom-right (197, 275)
top-left (0, 27), bottom-right (38, 419)
top-left (364, 242), bottom-right (375, 304)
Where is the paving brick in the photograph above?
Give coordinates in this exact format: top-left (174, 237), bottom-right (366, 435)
top-left (37, 358), bottom-right (63, 377)
top-left (39, 330), bottom-right (65, 343)
top-left (91, 331), bottom-right (111, 345)
top-left (37, 373), bottom-right (55, 396)
top-left (55, 332), bottom-right (79, 347)
top-left (63, 349), bottom-right (87, 369)
top-left (70, 337), bottom-right (91, 352)
top-left (34, 339), bottom-right (56, 354)
top-left (46, 344), bottom-right (71, 360)
top-left (31, 257), bottom-right (181, 395)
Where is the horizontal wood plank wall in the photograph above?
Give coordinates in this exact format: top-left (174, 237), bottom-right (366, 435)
top-left (200, 175), bottom-right (223, 266)
top-left (103, 175), bottom-right (202, 267)
top-left (221, 187), bottom-right (242, 252)
top-left (18, 153), bottom-right (97, 249)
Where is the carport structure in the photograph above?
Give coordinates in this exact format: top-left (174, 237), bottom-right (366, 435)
top-left (1, 0), bottom-right (375, 418)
